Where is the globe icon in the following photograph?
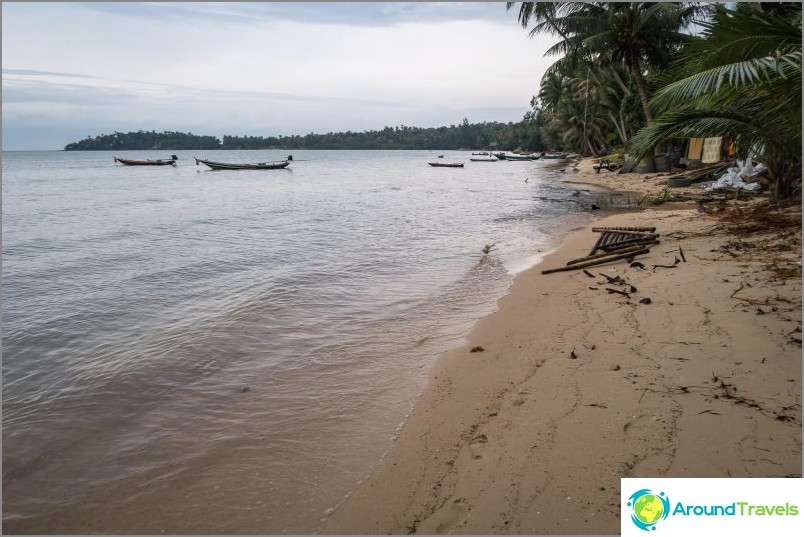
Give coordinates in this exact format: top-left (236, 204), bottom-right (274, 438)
top-left (633, 494), bottom-right (664, 525)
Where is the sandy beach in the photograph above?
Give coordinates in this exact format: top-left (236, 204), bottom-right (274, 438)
top-left (321, 159), bottom-right (802, 534)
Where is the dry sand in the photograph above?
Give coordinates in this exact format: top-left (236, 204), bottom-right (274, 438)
top-left (320, 159), bottom-right (802, 535)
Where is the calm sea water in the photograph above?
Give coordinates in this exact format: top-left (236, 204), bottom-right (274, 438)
top-left (2, 149), bottom-right (601, 533)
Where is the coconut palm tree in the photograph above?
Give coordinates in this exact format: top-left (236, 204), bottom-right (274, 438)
top-left (629, 6), bottom-right (802, 197)
top-left (508, 2), bottom-right (705, 125)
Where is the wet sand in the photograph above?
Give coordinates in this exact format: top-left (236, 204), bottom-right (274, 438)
top-left (320, 159), bottom-right (802, 534)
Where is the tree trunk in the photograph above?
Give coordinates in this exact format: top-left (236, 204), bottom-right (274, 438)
top-left (629, 51), bottom-right (660, 156)
top-left (629, 52), bottom-right (653, 125)
top-left (609, 112), bottom-right (628, 145)
top-left (609, 68), bottom-right (631, 96)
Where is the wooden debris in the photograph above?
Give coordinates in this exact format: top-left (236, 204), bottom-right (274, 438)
top-left (543, 225), bottom-right (669, 275)
top-left (606, 288), bottom-right (631, 297)
top-left (589, 227), bottom-right (660, 256)
top-left (566, 243), bottom-right (656, 266)
top-left (541, 248), bottom-right (650, 274)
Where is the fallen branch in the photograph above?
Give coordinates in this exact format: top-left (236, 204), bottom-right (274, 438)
top-left (541, 249), bottom-right (650, 275)
top-left (652, 257), bottom-right (680, 269)
top-left (566, 243), bottom-right (656, 266)
top-left (592, 226), bottom-right (656, 233)
top-left (599, 236), bottom-right (660, 251)
top-left (606, 288), bottom-right (631, 297)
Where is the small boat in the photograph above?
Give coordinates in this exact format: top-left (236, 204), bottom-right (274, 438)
top-left (540, 152), bottom-right (569, 160)
top-left (114, 155), bottom-right (178, 166)
top-left (194, 157), bottom-right (290, 170)
top-left (469, 155), bottom-right (499, 162)
top-left (504, 154), bottom-right (538, 161)
top-left (428, 162), bottom-right (464, 168)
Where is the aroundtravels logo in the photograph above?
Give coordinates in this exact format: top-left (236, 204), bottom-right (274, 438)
top-left (627, 489), bottom-right (671, 531)
top-left (622, 478), bottom-right (802, 535)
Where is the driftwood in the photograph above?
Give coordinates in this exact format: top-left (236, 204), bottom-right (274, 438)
top-left (599, 236), bottom-right (659, 250)
top-left (592, 226), bottom-right (656, 233)
top-left (566, 242), bottom-right (658, 266)
top-left (589, 227), bottom-right (659, 256)
top-left (542, 248), bottom-right (650, 274)
top-left (592, 228), bottom-right (657, 236)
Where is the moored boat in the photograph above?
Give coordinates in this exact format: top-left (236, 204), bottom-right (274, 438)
top-left (540, 152), bottom-right (570, 159)
top-left (504, 154), bottom-right (538, 161)
top-left (194, 158), bottom-right (290, 170)
top-left (428, 162), bottom-right (464, 168)
top-left (114, 155), bottom-right (178, 166)
top-left (469, 155), bottom-right (499, 162)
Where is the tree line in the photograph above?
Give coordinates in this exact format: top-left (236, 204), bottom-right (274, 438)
top-left (507, 1), bottom-right (801, 197)
top-left (63, 118), bottom-right (552, 153)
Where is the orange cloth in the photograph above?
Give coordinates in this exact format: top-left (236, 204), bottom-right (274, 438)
top-left (687, 138), bottom-right (704, 160)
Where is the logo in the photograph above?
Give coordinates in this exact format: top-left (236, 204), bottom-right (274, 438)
top-left (627, 489), bottom-right (670, 531)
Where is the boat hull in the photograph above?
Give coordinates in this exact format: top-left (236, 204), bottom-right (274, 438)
top-left (428, 162), bottom-right (464, 168)
top-left (114, 157), bottom-right (177, 166)
top-left (195, 158), bottom-right (290, 170)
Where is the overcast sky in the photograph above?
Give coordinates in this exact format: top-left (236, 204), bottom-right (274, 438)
top-left (2, 2), bottom-right (558, 150)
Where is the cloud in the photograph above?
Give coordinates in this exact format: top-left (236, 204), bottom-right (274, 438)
top-left (77, 2), bottom-right (517, 27)
top-left (2, 2), bottom-right (557, 149)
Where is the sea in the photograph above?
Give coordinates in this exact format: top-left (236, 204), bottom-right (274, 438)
top-left (2, 149), bottom-right (605, 534)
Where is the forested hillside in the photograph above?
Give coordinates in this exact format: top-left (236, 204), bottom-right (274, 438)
top-left (64, 116), bottom-right (549, 152)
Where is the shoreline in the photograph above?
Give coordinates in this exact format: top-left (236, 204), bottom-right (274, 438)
top-left (320, 159), bottom-right (802, 534)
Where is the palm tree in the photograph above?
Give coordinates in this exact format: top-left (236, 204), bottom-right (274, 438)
top-left (629, 6), bottom-right (802, 197)
top-left (508, 2), bottom-right (705, 125)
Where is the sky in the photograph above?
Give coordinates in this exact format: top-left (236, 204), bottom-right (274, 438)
top-left (2, 2), bottom-right (559, 150)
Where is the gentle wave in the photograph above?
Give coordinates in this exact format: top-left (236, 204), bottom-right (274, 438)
top-left (2, 149), bottom-right (601, 533)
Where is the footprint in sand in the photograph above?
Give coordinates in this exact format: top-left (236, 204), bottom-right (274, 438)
top-left (468, 434), bottom-right (488, 460)
top-left (420, 498), bottom-right (471, 534)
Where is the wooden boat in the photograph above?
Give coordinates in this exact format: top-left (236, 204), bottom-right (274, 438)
top-left (114, 155), bottom-right (178, 166)
top-left (540, 152), bottom-right (569, 160)
top-left (469, 155), bottom-right (499, 162)
top-left (505, 154), bottom-right (538, 161)
top-left (194, 157), bottom-right (290, 170)
top-left (428, 162), bottom-right (464, 168)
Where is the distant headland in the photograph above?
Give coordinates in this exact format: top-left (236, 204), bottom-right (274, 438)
top-left (63, 119), bottom-right (546, 152)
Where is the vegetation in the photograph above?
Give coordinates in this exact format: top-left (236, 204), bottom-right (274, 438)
top-left (509, 1), bottom-right (801, 198)
top-left (64, 130), bottom-right (221, 151)
top-left (65, 119), bottom-right (552, 152)
top-left (629, 5), bottom-right (802, 198)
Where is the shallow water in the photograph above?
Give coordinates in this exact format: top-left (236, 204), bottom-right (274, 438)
top-left (2, 149), bottom-right (601, 533)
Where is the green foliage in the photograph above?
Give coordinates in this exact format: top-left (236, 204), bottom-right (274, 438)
top-left (65, 119), bottom-right (554, 152)
top-left (629, 6), bottom-right (802, 198)
top-left (508, 2), bottom-right (710, 155)
top-left (65, 130), bottom-right (222, 151)
top-left (221, 121), bottom-right (543, 151)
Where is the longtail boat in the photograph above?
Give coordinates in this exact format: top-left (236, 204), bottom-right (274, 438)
top-left (114, 155), bottom-right (178, 166)
top-left (194, 158), bottom-right (290, 170)
top-left (428, 162), bottom-right (464, 168)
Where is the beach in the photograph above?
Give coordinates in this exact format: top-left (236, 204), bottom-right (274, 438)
top-left (321, 160), bottom-right (802, 534)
